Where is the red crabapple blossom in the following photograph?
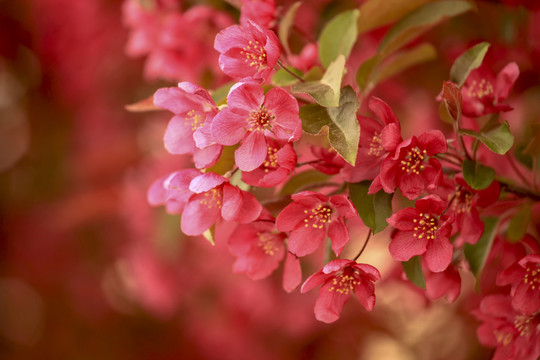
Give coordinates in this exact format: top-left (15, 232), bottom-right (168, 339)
top-left (239, 0), bottom-right (276, 29)
top-left (461, 62), bottom-right (519, 118)
top-left (436, 173), bottom-right (500, 246)
top-left (424, 263), bottom-right (461, 302)
top-left (154, 82), bottom-right (223, 169)
top-left (301, 259), bottom-right (381, 323)
top-left (309, 146), bottom-right (346, 175)
top-left (214, 20), bottom-right (280, 81)
top-left (276, 191), bottom-right (357, 257)
top-left (341, 97), bottom-right (402, 182)
top-left (370, 130), bottom-right (447, 200)
top-left (241, 139), bottom-right (297, 188)
top-left (474, 294), bottom-right (540, 360)
top-left (496, 254), bottom-right (540, 316)
top-left (212, 81), bottom-right (301, 171)
top-left (228, 217), bottom-right (287, 280)
top-left (181, 172), bottom-right (262, 236)
top-left (387, 195), bottom-right (453, 272)
top-left (147, 169), bottom-right (202, 214)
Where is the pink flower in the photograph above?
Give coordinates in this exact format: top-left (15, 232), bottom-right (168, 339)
top-left (301, 259), bottom-right (381, 323)
top-left (425, 263), bottom-right (461, 302)
top-left (341, 97), bottom-right (402, 182)
top-left (228, 216), bottom-right (286, 280)
top-left (147, 169), bottom-right (202, 214)
top-left (461, 62), bottom-right (519, 118)
top-left (474, 294), bottom-right (540, 360)
top-left (212, 82), bottom-right (301, 171)
top-left (496, 254), bottom-right (540, 316)
top-left (275, 191), bottom-right (357, 257)
top-left (214, 20), bottom-right (280, 81)
top-left (370, 130), bottom-right (447, 200)
top-left (123, 1), bottom-right (233, 84)
top-left (387, 195), bottom-right (453, 272)
top-left (241, 139), bottom-right (297, 187)
top-left (240, 0), bottom-right (276, 29)
top-left (181, 172), bottom-right (262, 236)
top-left (283, 252), bottom-right (301, 293)
top-left (437, 173), bottom-right (500, 246)
top-left (154, 82), bottom-right (223, 169)
top-left (308, 146), bottom-right (346, 175)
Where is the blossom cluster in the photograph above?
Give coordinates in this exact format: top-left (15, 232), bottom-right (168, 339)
top-left (124, 0), bottom-right (540, 357)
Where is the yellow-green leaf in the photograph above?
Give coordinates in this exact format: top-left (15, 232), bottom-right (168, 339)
top-left (460, 121), bottom-right (514, 155)
top-left (450, 42), bottom-right (490, 88)
top-left (299, 86), bottom-right (360, 165)
top-left (465, 217), bottom-right (499, 276)
top-left (462, 160), bottom-right (495, 190)
top-left (319, 9), bottom-right (360, 68)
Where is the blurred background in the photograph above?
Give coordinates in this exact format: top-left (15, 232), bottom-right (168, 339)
top-left (1, 0), bottom-right (539, 359)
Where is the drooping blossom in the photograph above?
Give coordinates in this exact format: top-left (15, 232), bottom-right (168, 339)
top-left (123, 1), bottom-right (233, 84)
top-left (181, 172), bottom-right (262, 236)
top-left (283, 252), bottom-right (301, 293)
top-left (289, 43), bottom-right (320, 72)
top-left (461, 62), bottom-right (519, 118)
top-left (308, 146), bottom-right (346, 175)
top-left (424, 263), bottom-right (461, 302)
top-left (387, 195), bottom-right (454, 272)
top-left (301, 259), bottom-right (381, 323)
top-left (241, 139), bottom-right (297, 187)
top-left (435, 173), bottom-right (500, 246)
top-left (240, 0), bottom-right (276, 29)
top-left (496, 254), bottom-right (540, 316)
top-left (214, 20), bottom-right (280, 81)
top-left (212, 82), bottom-right (302, 171)
top-left (154, 82), bottom-right (222, 169)
top-left (276, 191), bottom-right (357, 257)
top-left (228, 214), bottom-right (287, 280)
top-left (474, 294), bottom-right (540, 360)
top-left (341, 97), bottom-right (402, 182)
top-left (370, 130), bottom-right (447, 200)
top-left (147, 169), bottom-right (202, 214)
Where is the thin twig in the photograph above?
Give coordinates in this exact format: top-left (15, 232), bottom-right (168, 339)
top-left (276, 60), bottom-right (305, 82)
top-left (506, 153), bottom-right (533, 188)
top-left (353, 229), bottom-right (372, 261)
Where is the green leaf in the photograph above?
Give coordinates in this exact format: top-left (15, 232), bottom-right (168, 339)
top-left (272, 66), bottom-right (303, 86)
top-left (292, 55), bottom-right (345, 107)
top-left (356, 54), bottom-right (382, 91)
top-left (460, 121), bottom-right (514, 155)
top-left (374, 42), bottom-right (437, 84)
top-left (348, 181), bottom-right (393, 233)
top-left (206, 145), bottom-right (237, 175)
top-left (449, 42), bottom-right (490, 87)
top-left (379, 1), bottom-right (473, 57)
top-left (507, 202), bottom-right (532, 242)
top-left (299, 86), bottom-right (360, 165)
top-left (278, 2), bottom-right (302, 56)
top-left (280, 170), bottom-right (331, 195)
top-left (211, 82), bottom-right (234, 105)
top-left (319, 9), bottom-right (360, 68)
top-left (462, 159), bottom-right (495, 190)
top-left (465, 217), bottom-right (499, 276)
top-left (402, 256), bottom-right (425, 289)
top-left (357, 0), bottom-right (435, 35)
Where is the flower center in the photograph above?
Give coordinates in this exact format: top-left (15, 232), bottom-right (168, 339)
top-left (329, 271), bottom-right (360, 294)
top-left (257, 232), bottom-right (279, 256)
top-left (412, 212), bottom-right (438, 240)
top-left (240, 40), bottom-right (267, 68)
top-left (524, 263), bottom-right (540, 290)
top-left (199, 188), bottom-right (222, 209)
top-left (248, 106), bottom-right (274, 132)
top-left (466, 78), bottom-right (494, 100)
top-left (514, 314), bottom-right (537, 337)
top-left (262, 146), bottom-right (279, 172)
top-left (368, 132), bottom-right (383, 156)
top-left (186, 109), bottom-right (205, 131)
top-left (303, 204), bottom-right (333, 229)
top-left (400, 147), bottom-right (426, 175)
top-left (452, 188), bottom-right (473, 213)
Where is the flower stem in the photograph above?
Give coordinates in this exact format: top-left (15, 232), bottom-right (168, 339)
top-left (276, 60), bottom-right (305, 82)
top-left (353, 229), bottom-right (372, 261)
